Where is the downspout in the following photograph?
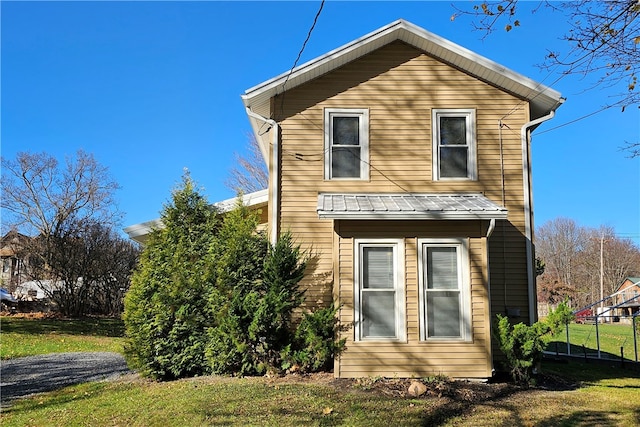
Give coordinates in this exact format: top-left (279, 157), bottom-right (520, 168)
top-left (521, 110), bottom-right (556, 325)
top-left (486, 218), bottom-right (495, 375)
top-left (244, 107), bottom-right (279, 245)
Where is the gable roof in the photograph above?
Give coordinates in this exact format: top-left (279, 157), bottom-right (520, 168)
top-left (615, 277), bottom-right (640, 292)
top-left (317, 193), bottom-right (508, 220)
top-left (242, 19), bottom-right (565, 159)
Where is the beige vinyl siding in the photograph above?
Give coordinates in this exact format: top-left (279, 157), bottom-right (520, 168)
top-left (272, 41), bottom-right (533, 377)
top-left (334, 221), bottom-right (492, 379)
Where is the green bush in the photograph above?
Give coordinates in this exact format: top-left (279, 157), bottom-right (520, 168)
top-left (124, 176), bottom-right (344, 380)
top-left (282, 303), bottom-right (347, 373)
top-left (123, 174), bottom-right (219, 380)
top-left (496, 301), bottom-right (573, 385)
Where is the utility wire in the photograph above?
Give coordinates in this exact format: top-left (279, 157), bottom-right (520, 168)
top-left (535, 104), bottom-right (615, 135)
top-left (280, 0), bottom-right (325, 94)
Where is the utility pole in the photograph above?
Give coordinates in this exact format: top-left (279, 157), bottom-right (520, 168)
top-left (600, 234), bottom-right (604, 309)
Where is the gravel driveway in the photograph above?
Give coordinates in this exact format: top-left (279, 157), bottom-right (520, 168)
top-left (1, 352), bottom-right (133, 408)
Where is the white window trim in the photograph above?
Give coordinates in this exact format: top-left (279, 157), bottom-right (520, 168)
top-left (432, 109), bottom-right (477, 181)
top-left (418, 238), bottom-right (472, 342)
top-left (324, 108), bottom-right (369, 180)
top-left (353, 238), bottom-right (406, 342)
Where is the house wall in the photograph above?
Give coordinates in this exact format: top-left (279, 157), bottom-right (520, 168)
top-left (334, 220), bottom-right (492, 378)
top-left (271, 41), bottom-right (533, 377)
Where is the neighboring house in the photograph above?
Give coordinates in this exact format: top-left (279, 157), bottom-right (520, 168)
top-left (13, 280), bottom-right (59, 301)
top-left (127, 20), bottom-right (564, 379)
top-left (0, 231), bottom-right (32, 292)
top-left (612, 277), bottom-right (640, 318)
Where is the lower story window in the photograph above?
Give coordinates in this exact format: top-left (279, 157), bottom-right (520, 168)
top-left (354, 239), bottom-right (405, 341)
top-left (419, 238), bottom-right (471, 341)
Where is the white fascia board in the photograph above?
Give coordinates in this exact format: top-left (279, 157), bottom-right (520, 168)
top-left (123, 220), bottom-right (163, 239)
top-left (213, 189), bottom-right (269, 212)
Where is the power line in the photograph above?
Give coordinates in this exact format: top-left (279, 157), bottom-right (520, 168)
top-left (280, 0), bottom-right (325, 94)
top-left (535, 104), bottom-right (615, 135)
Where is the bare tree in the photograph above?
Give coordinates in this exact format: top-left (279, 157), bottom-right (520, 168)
top-left (452, 1), bottom-right (640, 156)
top-left (536, 218), bottom-right (640, 308)
top-left (581, 226), bottom-right (640, 302)
top-left (1, 150), bottom-right (130, 316)
top-left (1, 150), bottom-right (122, 236)
top-left (536, 217), bottom-right (587, 292)
top-left (225, 135), bottom-right (269, 194)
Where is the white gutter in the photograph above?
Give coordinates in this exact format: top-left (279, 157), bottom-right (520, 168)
top-left (486, 218), bottom-right (496, 239)
top-left (521, 108), bottom-right (559, 325)
top-left (244, 107), bottom-right (279, 245)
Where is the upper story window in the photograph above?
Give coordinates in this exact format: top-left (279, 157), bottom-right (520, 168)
top-left (432, 109), bottom-right (476, 181)
top-left (324, 108), bottom-right (369, 180)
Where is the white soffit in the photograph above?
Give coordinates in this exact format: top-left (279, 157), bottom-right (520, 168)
top-left (241, 19), bottom-right (564, 123)
top-left (317, 193), bottom-right (508, 220)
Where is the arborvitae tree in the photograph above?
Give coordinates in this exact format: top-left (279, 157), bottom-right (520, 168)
top-left (125, 174), bottom-right (344, 379)
top-left (123, 174), bottom-right (220, 379)
top-left (205, 204), bottom-right (269, 375)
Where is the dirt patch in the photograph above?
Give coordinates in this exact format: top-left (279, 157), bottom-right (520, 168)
top-left (255, 369), bottom-right (578, 402)
top-left (254, 372), bottom-right (520, 402)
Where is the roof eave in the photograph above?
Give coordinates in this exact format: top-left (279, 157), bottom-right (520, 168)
top-left (241, 19), bottom-right (564, 120)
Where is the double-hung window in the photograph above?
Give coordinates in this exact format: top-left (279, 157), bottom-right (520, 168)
top-left (418, 239), bottom-right (471, 341)
top-left (432, 109), bottom-right (476, 180)
top-left (354, 239), bottom-right (405, 341)
top-left (324, 108), bottom-right (369, 180)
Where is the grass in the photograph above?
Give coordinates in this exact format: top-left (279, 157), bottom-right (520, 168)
top-left (548, 322), bottom-right (639, 361)
top-left (0, 316), bottom-right (125, 359)
top-left (0, 361), bottom-right (638, 426)
top-left (1, 316), bottom-right (639, 425)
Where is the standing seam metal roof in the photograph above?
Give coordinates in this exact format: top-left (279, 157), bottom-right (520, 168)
top-left (317, 193), bottom-right (508, 220)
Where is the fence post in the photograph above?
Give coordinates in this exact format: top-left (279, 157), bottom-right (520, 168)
top-left (566, 321), bottom-right (571, 355)
top-left (595, 315), bottom-right (601, 359)
top-left (620, 346), bottom-right (624, 369)
top-left (633, 315), bottom-right (638, 363)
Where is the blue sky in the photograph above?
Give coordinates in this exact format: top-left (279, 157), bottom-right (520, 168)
top-left (2, 1), bottom-right (639, 243)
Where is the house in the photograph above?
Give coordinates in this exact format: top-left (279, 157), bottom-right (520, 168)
top-left (242, 19), bottom-right (564, 379)
top-left (1, 231), bottom-right (32, 292)
top-left (612, 277), bottom-right (640, 319)
top-left (126, 20), bottom-right (564, 379)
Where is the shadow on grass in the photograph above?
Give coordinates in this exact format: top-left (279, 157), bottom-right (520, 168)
top-left (417, 358), bottom-right (640, 426)
top-left (0, 317), bottom-right (124, 337)
top-left (547, 340), bottom-right (637, 363)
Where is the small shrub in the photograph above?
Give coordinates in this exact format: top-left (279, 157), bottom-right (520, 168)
top-left (496, 301), bottom-right (573, 385)
top-left (282, 303), bottom-right (347, 373)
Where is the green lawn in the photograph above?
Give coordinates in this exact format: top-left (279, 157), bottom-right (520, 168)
top-left (548, 322), bottom-right (638, 362)
top-left (1, 361), bottom-right (638, 426)
top-left (1, 316), bottom-right (639, 426)
top-left (0, 316), bottom-right (125, 359)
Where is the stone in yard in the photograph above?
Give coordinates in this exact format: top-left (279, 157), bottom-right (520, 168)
top-left (408, 381), bottom-right (427, 397)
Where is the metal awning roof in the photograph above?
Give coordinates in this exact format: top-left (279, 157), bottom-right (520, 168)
top-left (317, 193), bottom-right (508, 220)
